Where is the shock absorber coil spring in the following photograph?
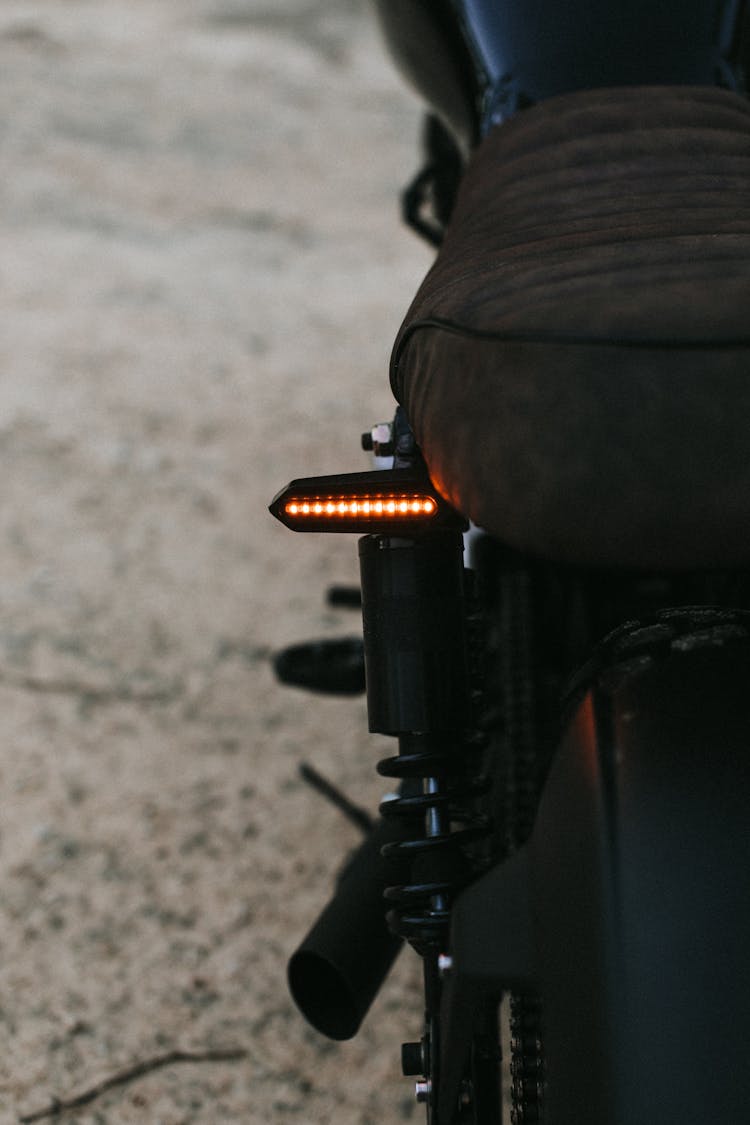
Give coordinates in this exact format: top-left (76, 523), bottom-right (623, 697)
top-left (377, 731), bottom-right (490, 948)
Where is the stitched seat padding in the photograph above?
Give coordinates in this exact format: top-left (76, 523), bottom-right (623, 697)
top-left (391, 87), bottom-right (750, 566)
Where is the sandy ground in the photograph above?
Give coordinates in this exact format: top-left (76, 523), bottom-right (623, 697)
top-left (0, 1), bottom-right (434, 1121)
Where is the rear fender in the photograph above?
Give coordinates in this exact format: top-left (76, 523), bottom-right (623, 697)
top-left (532, 620), bottom-right (750, 1125)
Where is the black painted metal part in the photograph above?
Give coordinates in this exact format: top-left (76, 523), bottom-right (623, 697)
top-left (374, 0), bottom-right (748, 144)
top-left (287, 815), bottom-right (406, 1041)
top-left (446, 616), bottom-right (750, 1124)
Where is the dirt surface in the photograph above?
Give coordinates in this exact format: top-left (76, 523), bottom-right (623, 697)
top-left (0, 2), bottom-right (433, 1121)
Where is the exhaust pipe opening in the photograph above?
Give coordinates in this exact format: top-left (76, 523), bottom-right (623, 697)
top-left (288, 949), bottom-right (364, 1041)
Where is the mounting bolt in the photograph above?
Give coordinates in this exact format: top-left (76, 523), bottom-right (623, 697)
top-left (438, 953), bottom-right (453, 977)
top-left (362, 422), bottom-right (394, 457)
top-left (415, 1080), bottom-right (432, 1104)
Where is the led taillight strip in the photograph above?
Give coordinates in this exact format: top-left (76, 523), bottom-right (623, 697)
top-left (270, 469), bottom-right (466, 533)
top-left (284, 494), bottom-right (438, 520)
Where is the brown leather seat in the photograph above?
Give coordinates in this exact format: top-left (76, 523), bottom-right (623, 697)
top-left (391, 86), bottom-right (750, 567)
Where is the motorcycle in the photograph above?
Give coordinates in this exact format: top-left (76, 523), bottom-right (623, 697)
top-left (270, 2), bottom-right (750, 1122)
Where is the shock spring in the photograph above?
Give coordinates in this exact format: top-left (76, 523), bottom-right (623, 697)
top-left (377, 731), bottom-right (490, 950)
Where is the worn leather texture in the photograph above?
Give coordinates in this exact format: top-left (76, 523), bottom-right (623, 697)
top-left (391, 86), bottom-right (750, 566)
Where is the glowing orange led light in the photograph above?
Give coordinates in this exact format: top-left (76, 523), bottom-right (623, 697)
top-left (271, 471), bottom-right (464, 536)
top-left (283, 493), bottom-right (440, 523)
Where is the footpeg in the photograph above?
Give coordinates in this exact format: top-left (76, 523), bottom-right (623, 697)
top-left (273, 637), bottom-right (365, 695)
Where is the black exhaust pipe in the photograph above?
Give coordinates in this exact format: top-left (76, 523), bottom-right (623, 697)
top-left (287, 814), bottom-right (407, 1040)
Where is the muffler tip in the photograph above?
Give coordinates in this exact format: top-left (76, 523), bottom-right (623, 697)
top-left (288, 949), bottom-right (363, 1041)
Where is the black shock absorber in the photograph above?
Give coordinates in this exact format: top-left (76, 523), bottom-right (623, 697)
top-left (359, 531), bottom-right (488, 950)
top-left (377, 729), bottom-right (489, 950)
top-left (359, 528), bottom-right (492, 1121)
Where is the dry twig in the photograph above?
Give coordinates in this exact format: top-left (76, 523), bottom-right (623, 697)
top-left (19, 1047), bottom-right (248, 1122)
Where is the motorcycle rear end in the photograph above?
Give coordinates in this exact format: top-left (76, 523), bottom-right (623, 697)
top-left (270, 3), bottom-right (750, 1122)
